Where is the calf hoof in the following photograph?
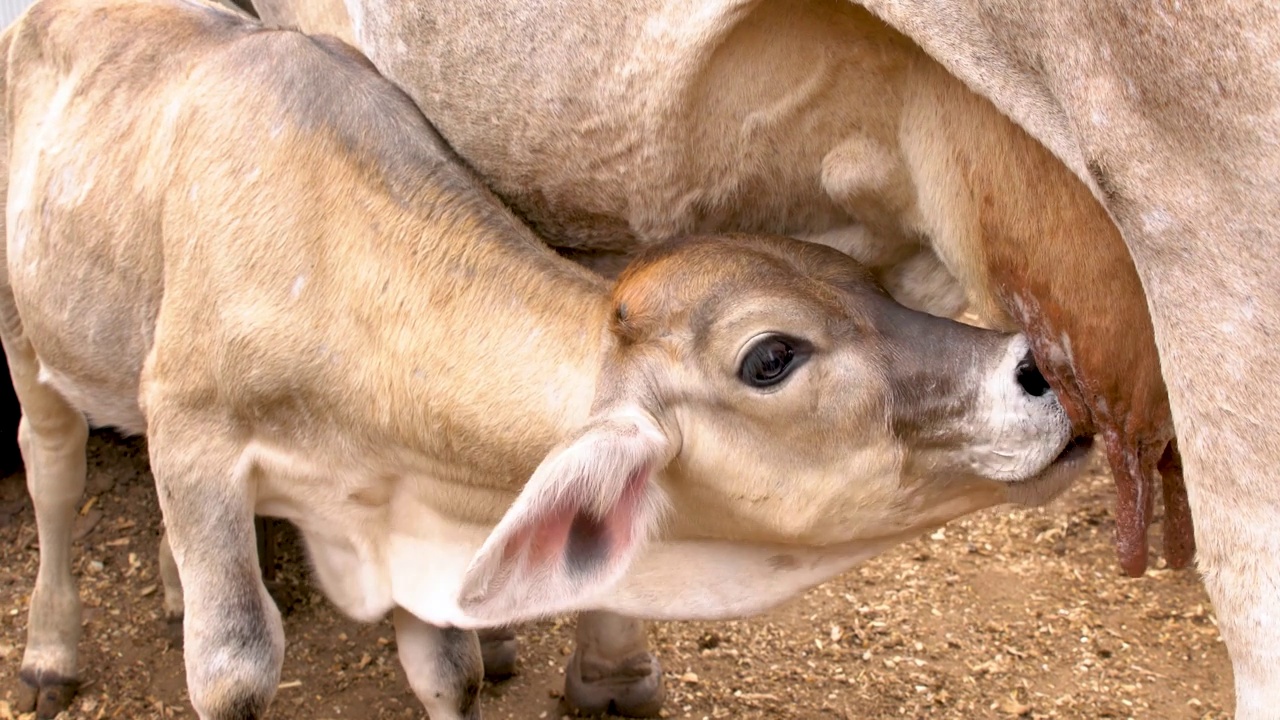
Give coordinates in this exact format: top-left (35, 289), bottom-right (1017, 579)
top-left (478, 627), bottom-right (518, 680)
top-left (17, 671), bottom-right (79, 719)
top-left (563, 650), bottom-right (665, 718)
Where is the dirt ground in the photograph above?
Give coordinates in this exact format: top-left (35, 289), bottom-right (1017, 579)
top-left (0, 430), bottom-right (1233, 720)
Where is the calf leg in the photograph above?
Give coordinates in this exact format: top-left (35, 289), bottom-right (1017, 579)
top-left (3, 333), bottom-right (89, 719)
top-left (477, 626), bottom-right (518, 680)
top-left (160, 516), bottom-right (284, 649)
top-left (393, 607), bottom-right (483, 720)
top-left (564, 611), bottom-right (665, 718)
top-left (157, 530), bottom-right (185, 643)
top-left (148, 422), bottom-right (283, 720)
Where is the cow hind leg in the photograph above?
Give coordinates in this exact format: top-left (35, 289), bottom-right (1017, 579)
top-left (394, 607), bottom-right (483, 720)
top-left (563, 611), bottom-right (665, 718)
top-left (3, 334), bottom-right (89, 719)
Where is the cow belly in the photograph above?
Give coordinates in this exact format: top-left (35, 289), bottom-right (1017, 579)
top-left (37, 364), bottom-right (146, 435)
top-left (248, 440), bottom-right (500, 626)
top-left (386, 528), bottom-right (490, 627)
top-left (289, 514), bottom-right (490, 626)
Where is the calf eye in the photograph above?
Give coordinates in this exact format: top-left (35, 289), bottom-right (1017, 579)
top-left (739, 335), bottom-right (806, 388)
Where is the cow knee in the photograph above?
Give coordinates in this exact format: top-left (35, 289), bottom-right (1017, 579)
top-left (185, 588), bottom-right (284, 720)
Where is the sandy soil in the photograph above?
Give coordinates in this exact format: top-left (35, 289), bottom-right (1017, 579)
top-left (0, 430), bottom-right (1233, 719)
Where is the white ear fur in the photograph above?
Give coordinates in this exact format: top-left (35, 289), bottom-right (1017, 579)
top-left (457, 409), bottom-right (671, 625)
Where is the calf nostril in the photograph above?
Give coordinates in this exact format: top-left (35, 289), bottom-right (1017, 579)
top-left (1015, 351), bottom-right (1052, 397)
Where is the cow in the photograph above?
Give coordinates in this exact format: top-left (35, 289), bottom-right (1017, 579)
top-left (249, 0), bottom-right (1199, 712)
top-left (0, 0), bottom-right (1093, 717)
top-left (859, 5), bottom-right (1280, 715)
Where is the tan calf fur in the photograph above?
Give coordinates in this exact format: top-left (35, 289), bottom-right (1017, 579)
top-left (252, 0), bottom-right (352, 43)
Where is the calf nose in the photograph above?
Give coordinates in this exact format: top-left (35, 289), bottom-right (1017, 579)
top-left (1015, 350), bottom-right (1052, 397)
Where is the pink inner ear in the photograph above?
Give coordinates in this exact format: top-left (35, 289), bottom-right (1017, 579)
top-left (527, 507), bottom-right (576, 567)
top-left (500, 464), bottom-right (652, 580)
top-left (604, 465), bottom-right (649, 551)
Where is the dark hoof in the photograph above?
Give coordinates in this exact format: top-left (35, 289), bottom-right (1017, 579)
top-left (478, 627), bottom-right (518, 681)
top-left (563, 650), bottom-right (665, 718)
top-left (17, 673), bottom-right (80, 719)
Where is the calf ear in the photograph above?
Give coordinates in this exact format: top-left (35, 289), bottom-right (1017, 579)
top-left (458, 410), bottom-right (671, 624)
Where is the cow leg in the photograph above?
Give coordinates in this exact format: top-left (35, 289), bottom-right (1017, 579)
top-left (5, 333), bottom-right (88, 719)
top-left (393, 607), bottom-right (483, 720)
top-left (1174, 420), bottom-right (1280, 716)
top-left (1167, 386), bottom-right (1280, 717)
top-left (148, 422), bottom-right (283, 720)
top-left (1119, 226), bottom-right (1280, 716)
top-left (477, 626), bottom-right (518, 680)
top-left (563, 611), bottom-right (665, 718)
top-left (158, 517), bottom-right (281, 649)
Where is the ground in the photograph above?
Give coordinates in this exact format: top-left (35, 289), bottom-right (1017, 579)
top-left (0, 431), bottom-right (1233, 720)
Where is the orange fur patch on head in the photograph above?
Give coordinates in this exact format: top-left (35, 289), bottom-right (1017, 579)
top-left (609, 234), bottom-right (885, 346)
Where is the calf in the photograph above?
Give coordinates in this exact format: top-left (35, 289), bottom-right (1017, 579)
top-left (2, 1), bottom-right (1088, 718)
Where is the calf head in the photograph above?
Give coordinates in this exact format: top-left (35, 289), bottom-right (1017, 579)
top-left (461, 235), bottom-right (1090, 621)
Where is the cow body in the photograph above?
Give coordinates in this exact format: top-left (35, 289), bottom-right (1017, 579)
top-left (0, 1), bottom-right (1090, 717)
